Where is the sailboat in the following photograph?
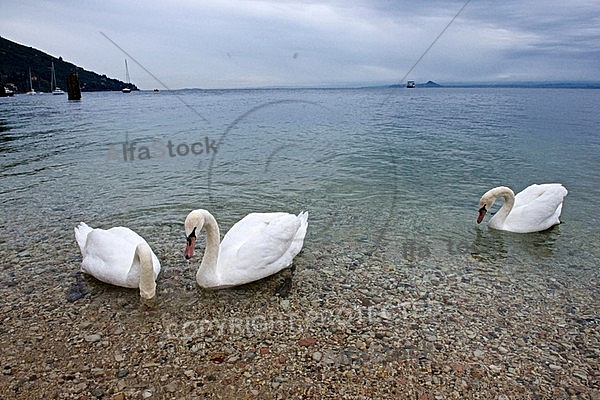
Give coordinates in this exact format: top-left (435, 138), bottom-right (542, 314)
top-left (26, 67), bottom-right (36, 95)
top-left (122, 59), bottom-right (132, 93)
top-left (51, 62), bottom-right (65, 95)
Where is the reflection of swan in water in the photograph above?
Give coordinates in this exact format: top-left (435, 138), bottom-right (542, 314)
top-left (184, 209), bottom-right (308, 289)
top-left (477, 184), bottom-right (568, 233)
top-left (469, 229), bottom-right (508, 264)
top-left (470, 225), bottom-right (561, 265)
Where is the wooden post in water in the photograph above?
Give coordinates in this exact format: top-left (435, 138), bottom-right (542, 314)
top-left (66, 70), bottom-right (81, 100)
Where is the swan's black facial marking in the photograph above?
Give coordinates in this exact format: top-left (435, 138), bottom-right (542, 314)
top-left (187, 227), bottom-right (197, 242)
top-left (185, 227), bottom-right (197, 260)
top-left (477, 205), bottom-right (487, 224)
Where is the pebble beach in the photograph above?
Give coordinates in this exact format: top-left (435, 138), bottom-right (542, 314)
top-left (1, 227), bottom-right (598, 399)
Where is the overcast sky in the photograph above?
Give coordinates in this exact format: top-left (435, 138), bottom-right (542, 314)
top-left (2, 0), bottom-right (599, 89)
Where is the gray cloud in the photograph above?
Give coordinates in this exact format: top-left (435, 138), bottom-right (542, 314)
top-left (2, 0), bottom-right (598, 88)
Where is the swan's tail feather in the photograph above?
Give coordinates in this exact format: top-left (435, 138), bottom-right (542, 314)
top-left (294, 211), bottom-right (309, 243)
top-left (297, 211), bottom-right (309, 225)
top-left (297, 211), bottom-right (308, 233)
top-left (74, 222), bottom-right (93, 254)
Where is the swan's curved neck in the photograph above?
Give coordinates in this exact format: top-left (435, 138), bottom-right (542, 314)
top-left (491, 186), bottom-right (515, 223)
top-left (136, 243), bottom-right (156, 300)
top-left (195, 210), bottom-right (221, 285)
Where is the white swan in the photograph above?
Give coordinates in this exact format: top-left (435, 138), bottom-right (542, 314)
top-left (184, 209), bottom-right (308, 289)
top-left (74, 222), bottom-right (161, 299)
top-left (477, 184), bottom-right (568, 233)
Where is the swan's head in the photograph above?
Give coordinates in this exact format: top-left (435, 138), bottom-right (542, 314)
top-left (477, 190), bottom-right (497, 224)
top-left (184, 209), bottom-right (209, 259)
top-left (184, 211), bottom-right (203, 259)
top-left (477, 186), bottom-right (512, 224)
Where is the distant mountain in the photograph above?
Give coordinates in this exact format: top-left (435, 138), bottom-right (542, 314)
top-left (418, 80), bottom-right (441, 88)
top-left (0, 36), bottom-right (138, 93)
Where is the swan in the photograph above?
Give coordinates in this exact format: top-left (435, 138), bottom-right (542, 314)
top-left (477, 184), bottom-right (568, 233)
top-left (74, 222), bottom-right (161, 300)
top-left (184, 209), bottom-right (308, 289)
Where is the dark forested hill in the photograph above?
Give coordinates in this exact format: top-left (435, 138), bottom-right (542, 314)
top-left (0, 36), bottom-right (138, 93)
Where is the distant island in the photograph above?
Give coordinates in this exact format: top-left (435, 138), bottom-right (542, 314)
top-left (0, 36), bottom-right (138, 93)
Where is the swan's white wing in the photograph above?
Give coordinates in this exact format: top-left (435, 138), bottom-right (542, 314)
top-left (513, 184), bottom-right (567, 208)
top-left (80, 226), bottom-right (160, 288)
top-left (218, 212), bottom-right (307, 285)
top-left (80, 227), bottom-right (138, 287)
top-left (219, 213), bottom-right (289, 251)
top-left (507, 184), bottom-right (568, 232)
top-left (101, 229), bottom-right (161, 278)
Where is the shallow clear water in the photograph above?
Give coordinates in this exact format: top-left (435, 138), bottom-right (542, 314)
top-left (1, 88), bottom-right (599, 292)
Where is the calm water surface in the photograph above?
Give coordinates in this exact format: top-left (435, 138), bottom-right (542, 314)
top-left (1, 88), bottom-right (599, 295)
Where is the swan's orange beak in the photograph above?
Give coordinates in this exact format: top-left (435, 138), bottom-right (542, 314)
top-left (477, 205), bottom-right (487, 224)
top-left (185, 235), bottom-right (196, 259)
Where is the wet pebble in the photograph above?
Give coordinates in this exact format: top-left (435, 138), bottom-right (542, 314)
top-left (165, 380), bottom-right (178, 392)
top-left (312, 351), bottom-right (323, 362)
top-left (117, 368), bottom-right (129, 378)
top-left (72, 382), bottom-right (87, 393)
top-left (66, 284), bottom-right (87, 302)
top-left (573, 370), bottom-right (588, 380)
top-left (84, 333), bottom-right (101, 343)
top-left (298, 337), bottom-right (316, 347)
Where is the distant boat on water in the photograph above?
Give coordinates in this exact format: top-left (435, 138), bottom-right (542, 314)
top-left (26, 67), bottom-right (37, 95)
top-left (407, 80), bottom-right (416, 88)
top-left (51, 62), bottom-right (65, 95)
top-left (1, 86), bottom-right (14, 97)
top-left (122, 59), bottom-right (132, 93)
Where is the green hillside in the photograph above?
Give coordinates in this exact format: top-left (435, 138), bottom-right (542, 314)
top-left (0, 36), bottom-right (138, 93)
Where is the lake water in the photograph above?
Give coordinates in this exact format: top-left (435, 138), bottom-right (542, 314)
top-left (1, 88), bottom-right (599, 294)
